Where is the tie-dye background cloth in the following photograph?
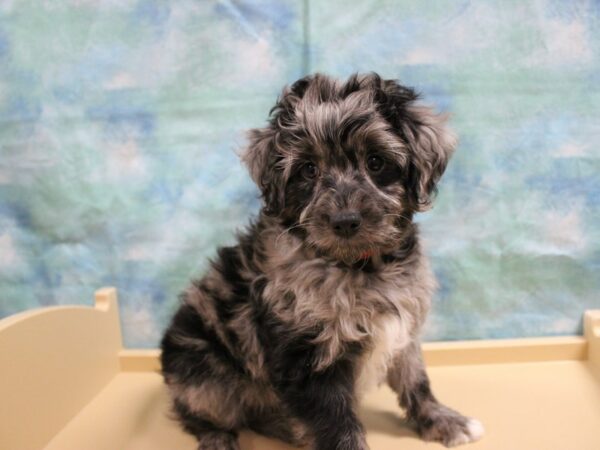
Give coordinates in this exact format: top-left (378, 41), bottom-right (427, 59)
top-left (1, 1), bottom-right (598, 347)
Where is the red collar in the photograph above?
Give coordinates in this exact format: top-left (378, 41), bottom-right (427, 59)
top-left (358, 250), bottom-right (374, 260)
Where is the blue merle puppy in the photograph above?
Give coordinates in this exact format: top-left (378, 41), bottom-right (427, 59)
top-left (160, 73), bottom-right (484, 450)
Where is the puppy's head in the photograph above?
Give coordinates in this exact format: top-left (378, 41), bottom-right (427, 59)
top-left (242, 73), bottom-right (456, 264)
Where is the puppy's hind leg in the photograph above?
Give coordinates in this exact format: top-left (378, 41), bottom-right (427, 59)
top-left (197, 432), bottom-right (239, 450)
top-left (173, 400), bottom-right (240, 450)
top-left (247, 410), bottom-right (309, 447)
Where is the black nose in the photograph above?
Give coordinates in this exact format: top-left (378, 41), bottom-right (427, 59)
top-left (330, 211), bottom-right (362, 238)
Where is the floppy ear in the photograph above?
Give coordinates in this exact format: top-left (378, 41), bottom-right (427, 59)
top-left (241, 127), bottom-right (284, 216)
top-left (241, 76), bottom-right (315, 215)
top-left (401, 104), bottom-right (457, 211)
top-left (375, 77), bottom-right (457, 211)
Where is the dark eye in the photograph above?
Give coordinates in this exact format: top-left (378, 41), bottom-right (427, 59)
top-left (367, 154), bottom-right (385, 173)
top-left (301, 162), bottom-right (318, 180)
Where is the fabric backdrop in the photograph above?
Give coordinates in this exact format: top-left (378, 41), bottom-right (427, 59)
top-left (0, 0), bottom-right (598, 347)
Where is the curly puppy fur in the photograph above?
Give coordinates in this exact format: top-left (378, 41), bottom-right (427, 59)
top-left (161, 73), bottom-right (484, 450)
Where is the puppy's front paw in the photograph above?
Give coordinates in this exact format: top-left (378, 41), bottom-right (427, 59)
top-left (416, 405), bottom-right (484, 447)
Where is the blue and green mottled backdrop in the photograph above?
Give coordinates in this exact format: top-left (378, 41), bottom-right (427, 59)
top-left (0, 1), bottom-right (599, 347)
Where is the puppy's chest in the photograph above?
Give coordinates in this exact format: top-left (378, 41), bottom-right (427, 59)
top-left (355, 314), bottom-right (409, 395)
top-left (268, 262), bottom-right (413, 322)
top-left (266, 265), bottom-right (416, 371)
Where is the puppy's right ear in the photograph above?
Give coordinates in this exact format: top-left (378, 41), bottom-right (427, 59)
top-left (242, 75), bottom-right (315, 216)
top-left (242, 127), bottom-right (283, 216)
top-left (269, 74), bottom-right (314, 127)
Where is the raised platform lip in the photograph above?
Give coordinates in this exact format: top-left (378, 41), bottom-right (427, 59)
top-left (0, 304), bottom-right (100, 331)
top-left (1, 297), bottom-right (593, 347)
top-left (118, 334), bottom-right (591, 372)
top-left (0, 287), bottom-right (117, 332)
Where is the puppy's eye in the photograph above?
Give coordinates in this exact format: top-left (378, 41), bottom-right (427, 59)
top-left (301, 162), bottom-right (319, 180)
top-left (367, 155), bottom-right (385, 173)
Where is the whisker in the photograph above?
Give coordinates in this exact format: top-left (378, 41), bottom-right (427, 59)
top-left (275, 222), bottom-right (305, 246)
top-left (383, 213), bottom-right (412, 223)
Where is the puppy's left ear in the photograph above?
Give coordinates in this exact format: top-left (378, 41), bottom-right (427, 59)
top-left (376, 78), bottom-right (457, 211)
top-left (402, 104), bottom-right (457, 211)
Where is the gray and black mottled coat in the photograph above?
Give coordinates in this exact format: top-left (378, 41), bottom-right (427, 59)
top-left (160, 73), bottom-right (484, 450)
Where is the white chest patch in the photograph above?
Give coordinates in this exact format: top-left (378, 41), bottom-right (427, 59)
top-left (355, 314), bottom-right (410, 396)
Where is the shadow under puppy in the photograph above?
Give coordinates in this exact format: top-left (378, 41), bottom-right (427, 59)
top-left (161, 73), bottom-right (484, 450)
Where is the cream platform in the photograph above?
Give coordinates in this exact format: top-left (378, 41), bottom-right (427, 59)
top-left (1, 288), bottom-right (599, 450)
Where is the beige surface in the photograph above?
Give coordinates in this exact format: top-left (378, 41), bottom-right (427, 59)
top-left (1, 288), bottom-right (599, 450)
top-left (44, 360), bottom-right (600, 450)
top-left (0, 288), bottom-right (121, 450)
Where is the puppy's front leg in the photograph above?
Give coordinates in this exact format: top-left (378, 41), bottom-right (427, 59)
top-left (277, 357), bottom-right (368, 450)
top-left (387, 341), bottom-right (484, 447)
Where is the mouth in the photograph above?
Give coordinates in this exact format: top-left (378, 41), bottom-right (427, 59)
top-left (305, 219), bottom-right (393, 264)
top-left (315, 237), bottom-right (379, 265)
